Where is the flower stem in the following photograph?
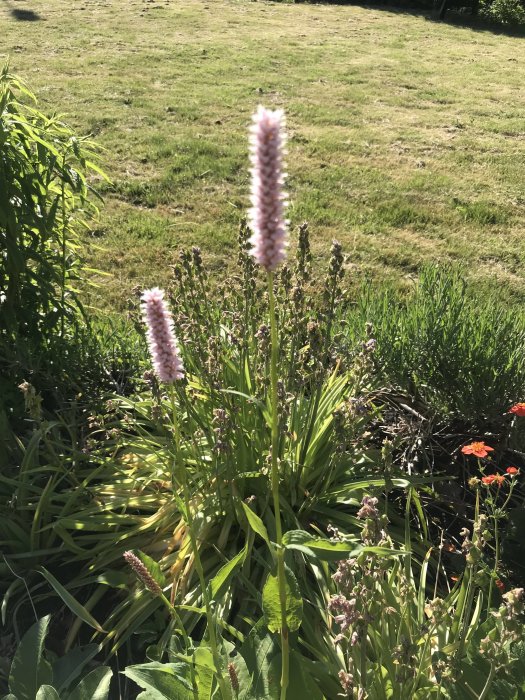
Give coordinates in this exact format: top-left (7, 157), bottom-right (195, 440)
top-left (170, 388), bottom-right (231, 700)
top-left (268, 273), bottom-right (289, 700)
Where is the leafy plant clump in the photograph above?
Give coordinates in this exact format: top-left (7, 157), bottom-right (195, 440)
top-left (0, 62), bottom-right (108, 424)
top-left (2, 87), bottom-right (525, 699)
top-left (480, 0), bottom-right (525, 24)
top-left (345, 265), bottom-right (525, 428)
top-left (0, 616), bottom-right (112, 700)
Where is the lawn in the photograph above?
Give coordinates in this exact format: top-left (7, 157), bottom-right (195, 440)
top-left (2, 0), bottom-right (525, 309)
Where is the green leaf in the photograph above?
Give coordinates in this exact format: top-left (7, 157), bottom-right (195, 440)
top-left (283, 652), bottom-right (323, 700)
top-left (9, 616), bottom-right (53, 700)
top-left (134, 551), bottom-right (167, 590)
top-left (124, 662), bottom-right (193, 700)
top-left (282, 530), bottom-right (357, 561)
top-left (239, 626), bottom-right (279, 700)
top-left (221, 641), bottom-right (252, 700)
top-left (68, 667), bottom-right (112, 700)
top-left (36, 687), bottom-right (60, 700)
top-left (262, 568), bottom-right (303, 634)
top-left (241, 502), bottom-right (271, 550)
top-left (194, 647), bottom-right (214, 700)
top-left (52, 643), bottom-right (100, 693)
top-left (37, 568), bottom-right (105, 633)
top-left (95, 570), bottom-right (129, 589)
top-left (210, 545), bottom-right (247, 601)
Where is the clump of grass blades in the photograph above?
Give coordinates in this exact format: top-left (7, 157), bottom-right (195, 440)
top-left (345, 265), bottom-right (525, 429)
top-left (1, 226), bottom-right (426, 692)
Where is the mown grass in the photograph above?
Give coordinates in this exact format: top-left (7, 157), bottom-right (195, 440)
top-left (3, 0), bottom-right (525, 308)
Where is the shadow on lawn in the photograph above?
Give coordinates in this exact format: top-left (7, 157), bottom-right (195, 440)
top-left (289, 0), bottom-right (525, 38)
top-left (3, 0), bottom-right (42, 21)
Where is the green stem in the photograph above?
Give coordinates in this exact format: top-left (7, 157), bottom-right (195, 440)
top-left (486, 510), bottom-right (500, 614)
top-left (60, 154), bottom-right (68, 340)
top-left (268, 273), bottom-right (289, 700)
top-left (170, 388), bottom-right (231, 700)
top-left (477, 663), bottom-right (496, 700)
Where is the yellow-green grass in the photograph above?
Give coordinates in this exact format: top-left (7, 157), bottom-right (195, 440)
top-left (3, 0), bottom-right (525, 309)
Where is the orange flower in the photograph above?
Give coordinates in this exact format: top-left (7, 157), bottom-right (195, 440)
top-left (509, 403), bottom-right (525, 417)
top-left (495, 579), bottom-right (505, 592)
top-left (482, 473), bottom-right (506, 486)
top-left (461, 441), bottom-right (494, 458)
top-left (506, 466), bottom-right (520, 476)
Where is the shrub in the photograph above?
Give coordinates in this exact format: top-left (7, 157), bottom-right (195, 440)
top-left (0, 615), bottom-right (112, 699)
top-left (344, 266), bottom-right (525, 428)
top-left (480, 0), bottom-right (525, 24)
top-left (0, 63), bottom-right (105, 424)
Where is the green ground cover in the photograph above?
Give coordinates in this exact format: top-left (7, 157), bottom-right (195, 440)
top-left (2, 0), bottom-right (524, 309)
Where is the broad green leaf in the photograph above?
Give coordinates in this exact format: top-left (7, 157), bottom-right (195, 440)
top-left (221, 641), bottom-right (252, 700)
top-left (285, 652), bottom-right (323, 700)
top-left (239, 626), bottom-right (279, 700)
top-left (124, 662), bottom-right (193, 700)
top-left (9, 616), bottom-right (53, 700)
top-left (36, 687), bottom-right (60, 700)
top-left (135, 551), bottom-right (167, 589)
top-left (241, 502), bottom-right (271, 550)
top-left (68, 667), bottom-right (112, 700)
top-left (194, 647), bottom-right (214, 700)
top-left (210, 545), bottom-right (247, 601)
top-left (282, 530), bottom-right (357, 561)
top-left (262, 569), bottom-right (303, 634)
top-left (38, 568), bottom-right (105, 633)
top-left (52, 643), bottom-right (100, 693)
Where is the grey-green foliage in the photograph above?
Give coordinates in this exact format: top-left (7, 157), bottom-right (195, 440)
top-left (345, 265), bottom-right (525, 425)
top-left (1, 616), bottom-right (111, 700)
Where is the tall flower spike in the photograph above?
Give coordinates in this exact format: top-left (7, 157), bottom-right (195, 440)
top-left (141, 287), bottom-right (184, 383)
top-left (123, 550), bottom-right (163, 596)
top-left (248, 105), bottom-right (288, 272)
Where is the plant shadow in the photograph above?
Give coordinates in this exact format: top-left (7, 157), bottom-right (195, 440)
top-left (287, 1), bottom-right (525, 38)
top-left (11, 8), bottom-right (41, 20)
top-left (3, 0), bottom-right (42, 21)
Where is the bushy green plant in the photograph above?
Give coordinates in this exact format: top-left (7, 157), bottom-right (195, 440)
top-left (327, 494), bottom-right (525, 699)
top-left (344, 266), bottom-right (525, 428)
top-left (1, 224), bottom-right (428, 697)
top-left (0, 62), bottom-right (106, 424)
top-left (0, 616), bottom-right (111, 700)
top-left (480, 0), bottom-right (525, 24)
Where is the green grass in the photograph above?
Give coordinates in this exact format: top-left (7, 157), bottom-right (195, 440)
top-left (3, 0), bottom-right (525, 309)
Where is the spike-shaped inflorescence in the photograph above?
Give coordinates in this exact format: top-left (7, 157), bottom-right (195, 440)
top-left (141, 287), bottom-right (184, 383)
top-left (248, 105), bottom-right (288, 272)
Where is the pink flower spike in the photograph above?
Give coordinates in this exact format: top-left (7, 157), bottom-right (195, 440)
top-left (248, 105), bottom-right (288, 272)
top-left (141, 287), bottom-right (184, 383)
